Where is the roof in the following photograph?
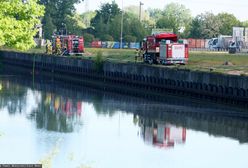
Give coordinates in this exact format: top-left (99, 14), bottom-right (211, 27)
top-left (154, 33), bottom-right (178, 39)
top-left (146, 33), bottom-right (178, 42)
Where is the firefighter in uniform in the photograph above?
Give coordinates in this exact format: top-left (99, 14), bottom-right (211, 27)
top-left (46, 40), bottom-right (52, 54)
top-left (55, 36), bottom-right (61, 55)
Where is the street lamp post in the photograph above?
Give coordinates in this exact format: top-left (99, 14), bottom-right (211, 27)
top-left (139, 1), bottom-right (144, 21)
top-left (120, 0), bottom-right (124, 49)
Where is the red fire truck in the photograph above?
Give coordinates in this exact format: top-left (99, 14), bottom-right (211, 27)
top-left (52, 35), bottom-right (85, 55)
top-left (142, 32), bottom-right (189, 64)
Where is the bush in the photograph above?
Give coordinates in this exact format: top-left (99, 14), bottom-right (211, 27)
top-left (100, 34), bottom-right (114, 41)
top-left (94, 51), bottom-right (104, 72)
top-left (124, 35), bottom-right (137, 42)
top-left (83, 33), bottom-right (95, 43)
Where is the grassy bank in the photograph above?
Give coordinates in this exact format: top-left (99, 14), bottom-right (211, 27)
top-left (185, 51), bottom-right (248, 75)
top-left (85, 48), bottom-right (248, 75)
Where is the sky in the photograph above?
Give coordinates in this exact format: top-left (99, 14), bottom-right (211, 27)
top-left (75, 0), bottom-right (248, 21)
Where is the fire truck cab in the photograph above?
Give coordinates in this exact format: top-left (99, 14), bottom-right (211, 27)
top-left (142, 33), bottom-right (188, 64)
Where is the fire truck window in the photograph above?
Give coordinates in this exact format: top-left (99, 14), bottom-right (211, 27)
top-left (156, 39), bottom-right (162, 43)
top-left (73, 40), bottom-right (79, 47)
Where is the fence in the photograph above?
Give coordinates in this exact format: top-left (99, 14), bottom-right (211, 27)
top-left (90, 41), bottom-right (140, 49)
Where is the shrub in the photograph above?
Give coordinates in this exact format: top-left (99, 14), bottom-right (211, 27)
top-left (124, 35), bottom-right (137, 42)
top-left (100, 34), bottom-right (114, 41)
top-left (94, 51), bottom-right (104, 72)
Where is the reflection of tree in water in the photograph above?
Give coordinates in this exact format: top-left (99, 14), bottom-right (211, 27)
top-left (0, 80), bottom-right (27, 115)
top-left (92, 94), bottom-right (115, 116)
top-left (0, 79), bottom-right (83, 133)
top-left (32, 92), bottom-right (83, 133)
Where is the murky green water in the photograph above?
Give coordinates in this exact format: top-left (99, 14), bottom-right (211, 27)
top-left (0, 75), bottom-right (248, 168)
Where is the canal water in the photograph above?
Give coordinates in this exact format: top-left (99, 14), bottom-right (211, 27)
top-left (0, 73), bottom-right (248, 168)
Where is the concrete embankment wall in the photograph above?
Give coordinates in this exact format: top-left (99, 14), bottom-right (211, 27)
top-left (1, 51), bottom-right (248, 101)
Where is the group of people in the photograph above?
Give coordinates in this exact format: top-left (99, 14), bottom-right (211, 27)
top-left (45, 36), bottom-right (65, 55)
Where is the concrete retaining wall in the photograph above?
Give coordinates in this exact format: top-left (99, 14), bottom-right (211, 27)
top-left (1, 51), bottom-right (248, 101)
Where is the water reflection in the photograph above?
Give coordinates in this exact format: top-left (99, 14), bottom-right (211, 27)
top-left (0, 80), bottom-right (27, 115)
top-left (1, 75), bottom-right (248, 143)
top-left (0, 79), bottom-right (83, 133)
top-left (138, 115), bottom-right (186, 148)
top-left (1, 74), bottom-right (248, 168)
top-left (32, 92), bottom-right (83, 132)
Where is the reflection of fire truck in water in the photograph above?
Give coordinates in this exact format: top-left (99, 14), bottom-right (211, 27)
top-left (52, 35), bottom-right (85, 55)
top-left (142, 31), bottom-right (189, 65)
top-left (139, 118), bottom-right (186, 148)
top-left (45, 93), bottom-right (83, 117)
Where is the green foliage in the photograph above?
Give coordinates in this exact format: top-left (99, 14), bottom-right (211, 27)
top-left (40, 0), bottom-right (83, 38)
top-left (156, 17), bottom-right (177, 31)
top-left (0, 0), bottom-right (45, 50)
top-left (242, 21), bottom-right (248, 27)
top-left (147, 8), bottom-right (163, 22)
top-left (91, 1), bottom-right (121, 39)
top-left (124, 35), bottom-right (137, 42)
top-left (94, 51), bottom-right (104, 73)
top-left (217, 13), bottom-right (242, 35)
top-left (189, 12), bottom-right (242, 38)
top-left (65, 13), bottom-right (84, 35)
top-left (189, 15), bottom-right (204, 38)
top-left (83, 33), bottom-right (95, 43)
top-left (109, 14), bottom-right (121, 40)
top-left (125, 5), bottom-right (150, 21)
top-left (80, 11), bottom-right (96, 28)
top-left (156, 3), bottom-right (192, 35)
top-left (91, 1), bottom-right (121, 27)
top-left (128, 18), bottom-right (147, 41)
top-left (101, 34), bottom-right (114, 41)
top-left (190, 12), bottom-right (221, 38)
top-left (43, 14), bottom-right (56, 40)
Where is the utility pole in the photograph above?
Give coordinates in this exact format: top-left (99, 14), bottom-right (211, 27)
top-left (120, 0), bottom-right (124, 49)
top-left (139, 1), bottom-right (144, 21)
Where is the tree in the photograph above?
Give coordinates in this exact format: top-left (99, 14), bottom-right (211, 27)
top-left (100, 34), bottom-right (114, 41)
top-left (83, 33), bottom-right (95, 43)
top-left (217, 13), bottom-right (241, 35)
top-left (0, 0), bottom-right (45, 50)
top-left (156, 3), bottom-right (192, 34)
top-left (80, 11), bottom-right (96, 28)
top-left (200, 12), bottom-right (222, 38)
top-left (129, 18), bottom-right (147, 41)
top-left (90, 2), bottom-right (148, 41)
top-left (147, 8), bottom-right (163, 22)
top-left (91, 1), bottom-right (121, 26)
top-left (124, 35), bottom-right (137, 42)
top-left (125, 5), bottom-right (150, 21)
top-left (90, 1), bottom-right (121, 37)
top-left (43, 14), bottom-right (56, 40)
top-left (65, 13), bottom-right (85, 36)
top-left (109, 14), bottom-right (122, 41)
top-left (189, 12), bottom-right (222, 38)
top-left (40, 0), bottom-right (83, 38)
top-left (189, 15), bottom-right (204, 38)
top-left (243, 21), bottom-right (248, 27)
top-left (156, 17), bottom-right (177, 31)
